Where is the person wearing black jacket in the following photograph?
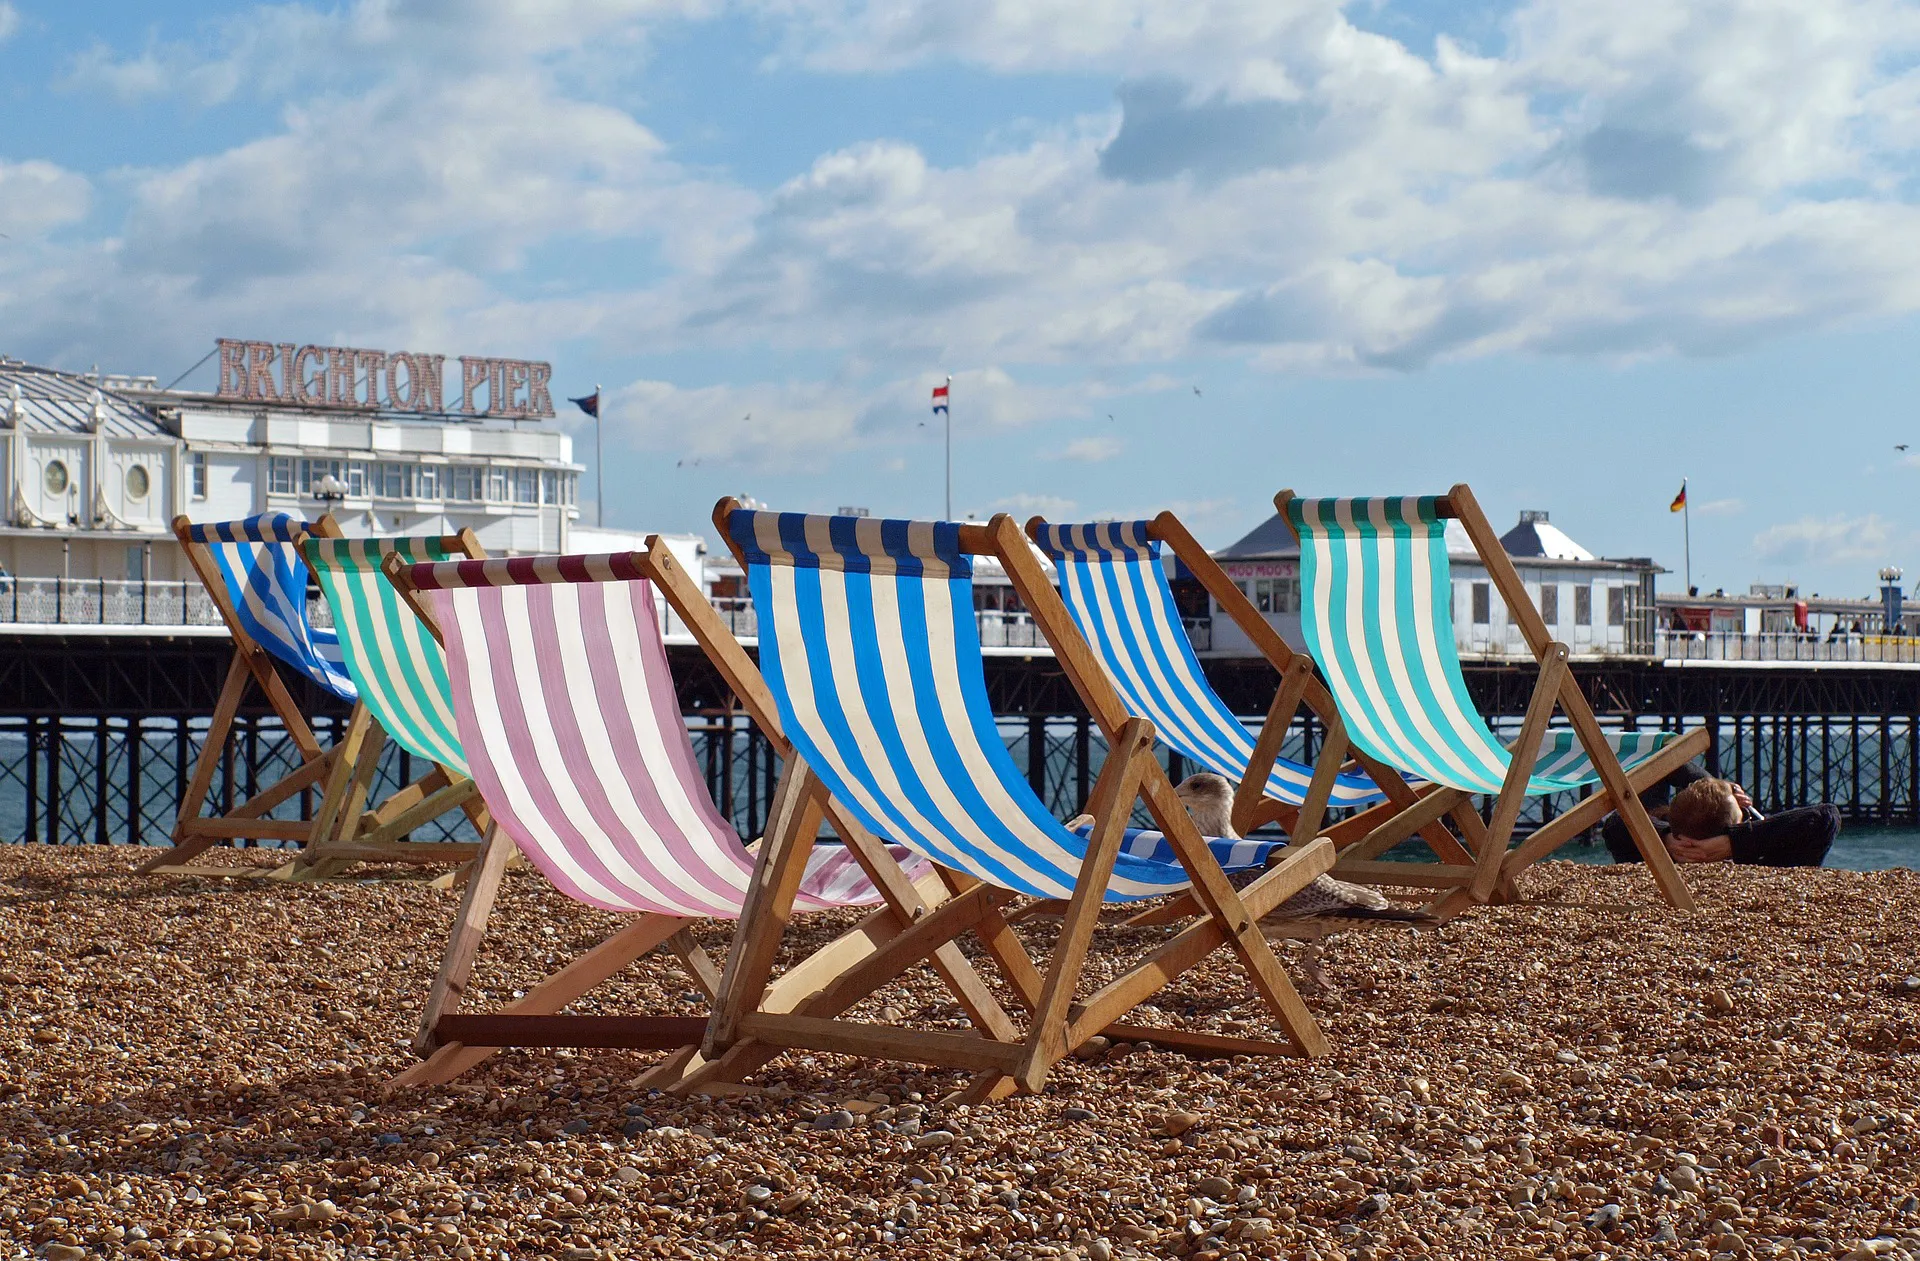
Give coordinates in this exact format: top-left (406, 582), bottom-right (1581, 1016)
top-left (1600, 760), bottom-right (1839, 867)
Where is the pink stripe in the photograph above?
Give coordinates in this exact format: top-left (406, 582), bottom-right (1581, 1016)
top-left (460, 588), bottom-right (645, 909)
top-left (562, 582), bottom-right (747, 909)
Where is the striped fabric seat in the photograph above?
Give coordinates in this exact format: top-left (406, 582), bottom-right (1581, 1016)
top-left (1285, 496), bottom-right (1674, 794)
top-left (407, 553), bottom-right (902, 917)
top-left (1089, 825), bottom-right (1284, 872)
top-left (1034, 521), bottom-right (1385, 810)
top-left (186, 512), bottom-right (357, 701)
top-left (734, 510), bottom-right (1230, 903)
top-left (304, 537), bottom-right (467, 774)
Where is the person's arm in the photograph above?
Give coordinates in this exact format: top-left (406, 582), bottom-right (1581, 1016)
top-left (1722, 805), bottom-right (1840, 867)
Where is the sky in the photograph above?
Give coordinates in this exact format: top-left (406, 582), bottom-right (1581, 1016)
top-left (4, 0), bottom-right (1920, 598)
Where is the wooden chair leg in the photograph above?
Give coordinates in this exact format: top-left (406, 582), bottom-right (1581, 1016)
top-left (1013, 721), bottom-right (1150, 1091)
top-left (391, 911), bottom-right (690, 1090)
top-left (414, 822), bottom-right (518, 1055)
top-left (703, 759), bottom-right (827, 1058)
top-left (1231, 659), bottom-right (1312, 837)
top-left (1140, 769), bottom-right (1327, 1057)
top-left (1468, 645), bottom-right (1566, 902)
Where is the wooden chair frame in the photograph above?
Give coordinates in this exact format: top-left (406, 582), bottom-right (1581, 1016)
top-left (263, 528), bottom-right (497, 884)
top-left (701, 504), bottom-right (1337, 1100)
top-left (1274, 483), bottom-right (1706, 916)
top-left (383, 537), bottom-right (1024, 1093)
top-left (138, 512), bottom-right (352, 875)
top-left (1029, 511), bottom-right (1474, 869)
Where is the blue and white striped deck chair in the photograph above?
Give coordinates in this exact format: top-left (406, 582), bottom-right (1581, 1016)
top-left (1030, 515), bottom-right (1390, 844)
top-left (703, 502), bottom-right (1339, 1096)
top-left (140, 511), bottom-right (363, 875)
top-left (1278, 486), bottom-right (1707, 912)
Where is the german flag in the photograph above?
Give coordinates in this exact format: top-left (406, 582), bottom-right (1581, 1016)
top-left (1669, 481), bottom-right (1687, 513)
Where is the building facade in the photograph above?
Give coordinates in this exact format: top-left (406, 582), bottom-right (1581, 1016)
top-left (0, 346), bottom-right (581, 583)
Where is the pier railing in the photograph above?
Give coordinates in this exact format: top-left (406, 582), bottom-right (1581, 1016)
top-left (1658, 629), bottom-right (1920, 666)
top-left (0, 577), bottom-right (229, 629)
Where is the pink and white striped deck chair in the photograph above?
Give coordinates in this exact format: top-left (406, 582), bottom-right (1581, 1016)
top-left (387, 540), bottom-right (1018, 1090)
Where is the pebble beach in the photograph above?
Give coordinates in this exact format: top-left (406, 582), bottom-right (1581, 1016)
top-left (3, 845), bottom-right (1918, 1261)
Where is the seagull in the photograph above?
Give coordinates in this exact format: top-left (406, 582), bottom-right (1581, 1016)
top-left (1192, 385), bottom-right (1203, 397)
top-left (1898, 444), bottom-right (1909, 452)
top-left (1107, 413), bottom-right (1115, 421)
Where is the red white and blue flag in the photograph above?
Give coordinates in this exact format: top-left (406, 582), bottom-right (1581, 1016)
top-left (931, 381), bottom-right (949, 416)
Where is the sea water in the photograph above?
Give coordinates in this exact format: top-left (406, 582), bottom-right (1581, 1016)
top-left (1485, 827), bottom-right (1918, 872)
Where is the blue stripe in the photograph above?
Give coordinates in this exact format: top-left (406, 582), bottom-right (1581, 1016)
top-left (1036, 521), bottom-right (1387, 811)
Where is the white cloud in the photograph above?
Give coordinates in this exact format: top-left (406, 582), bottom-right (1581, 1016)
top-left (1753, 513), bottom-right (1903, 567)
top-left (990, 492), bottom-right (1079, 518)
top-left (14, 0), bottom-right (1920, 443)
top-left (1696, 497), bottom-right (1745, 517)
top-left (1048, 435), bottom-right (1124, 462)
top-left (0, 4), bottom-right (19, 44)
top-left (0, 160), bottom-right (90, 238)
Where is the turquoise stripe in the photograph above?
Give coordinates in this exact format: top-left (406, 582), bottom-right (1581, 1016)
top-left (1292, 494), bottom-right (1666, 796)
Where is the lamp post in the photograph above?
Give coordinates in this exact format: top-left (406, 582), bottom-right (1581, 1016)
top-left (1879, 566), bottom-right (1904, 637)
top-left (312, 473), bottom-right (348, 519)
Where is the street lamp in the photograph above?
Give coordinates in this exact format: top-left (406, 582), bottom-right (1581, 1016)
top-left (1880, 566), bottom-right (1905, 638)
top-left (312, 473), bottom-right (348, 512)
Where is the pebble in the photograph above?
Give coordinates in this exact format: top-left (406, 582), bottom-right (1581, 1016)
top-left (1707, 988), bottom-right (1738, 1014)
top-left (1162, 1110), bottom-right (1201, 1137)
top-left (1899, 975), bottom-right (1920, 993)
top-left (5, 847), bottom-right (1919, 1260)
top-left (912, 1129), bottom-right (957, 1149)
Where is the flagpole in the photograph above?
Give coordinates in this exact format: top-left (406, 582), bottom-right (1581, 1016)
top-left (944, 374), bottom-right (952, 521)
top-left (595, 382), bottom-right (604, 529)
top-left (1683, 476), bottom-right (1691, 595)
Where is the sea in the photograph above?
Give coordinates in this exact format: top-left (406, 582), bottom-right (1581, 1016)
top-left (1477, 825), bottom-right (1919, 873)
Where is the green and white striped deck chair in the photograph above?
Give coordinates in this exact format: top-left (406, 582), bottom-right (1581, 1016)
top-left (1277, 485), bottom-right (1708, 913)
top-left (280, 530), bottom-right (492, 881)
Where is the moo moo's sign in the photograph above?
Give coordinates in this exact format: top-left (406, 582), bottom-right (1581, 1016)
top-left (214, 338), bottom-right (555, 419)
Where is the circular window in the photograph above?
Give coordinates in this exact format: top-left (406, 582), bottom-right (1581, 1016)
top-left (44, 461), bottom-right (69, 496)
top-left (125, 464), bottom-right (151, 500)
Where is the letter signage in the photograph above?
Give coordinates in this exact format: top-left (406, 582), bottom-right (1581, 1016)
top-left (214, 338), bottom-right (554, 418)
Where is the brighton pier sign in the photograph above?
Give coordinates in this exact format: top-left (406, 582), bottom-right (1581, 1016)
top-left (213, 338), bottom-right (555, 419)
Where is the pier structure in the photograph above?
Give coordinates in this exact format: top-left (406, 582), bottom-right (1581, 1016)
top-left (5, 619), bottom-right (1919, 851)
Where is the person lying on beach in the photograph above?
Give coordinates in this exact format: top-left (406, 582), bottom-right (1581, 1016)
top-left (1599, 761), bottom-right (1839, 867)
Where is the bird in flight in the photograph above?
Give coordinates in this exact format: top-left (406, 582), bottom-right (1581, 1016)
top-left (1192, 386), bottom-right (1203, 397)
top-left (1107, 413), bottom-right (1115, 422)
top-left (1898, 444), bottom-right (1909, 452)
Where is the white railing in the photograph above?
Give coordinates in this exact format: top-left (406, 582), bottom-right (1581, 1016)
top-left (1658, 629), bottom-right (1920, 665)
top-left (975, 610), bottom-right (1045, 650)
top-left (0, 578), bottom-right (231, 628)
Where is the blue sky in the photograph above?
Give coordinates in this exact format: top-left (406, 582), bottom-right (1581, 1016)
top-left (5, 0), bottom-right (1920, 596)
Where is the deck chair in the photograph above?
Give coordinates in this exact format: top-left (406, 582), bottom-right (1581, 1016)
top-left (139, 512), bottom-right (369, 874)
top-left (700, 503), bottom-right (1338, 1100)
top-left (384, 542), bottom-right (1021, 1091)
top-left (1028, 513), bottom-right (1476, 926)
top-left (1028, 514), bottom-right (1394, 840)
top-left (270, 531), bottom-right (497, 882)
top-left (1276, 485), bottom-right (1710, 915)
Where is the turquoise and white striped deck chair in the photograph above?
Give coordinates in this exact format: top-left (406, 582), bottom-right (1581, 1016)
top-left (142, 511), bottom-right (363, 875)
top-left (1278, 485), bottom-right (1708, 912)
top-left (702, 502), bottom-right (1340, 1098)
top-left (274, 531), bottom-right (493, 881)
top-left (1029, 514), bottom-right (1391, 846)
